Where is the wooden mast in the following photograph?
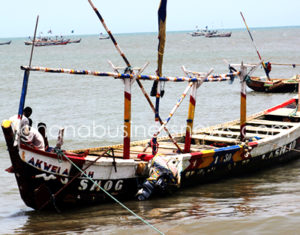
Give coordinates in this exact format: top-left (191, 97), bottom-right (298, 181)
top-left (182, 67), bottom-right (213, 152)
top-left (184, 83), bottom-right (197, 152)
top-left (152, 0), bottom-right (167, 155)
top-left (87, 0), bottom-right (182, 154)
top-left (123, 78), bottom-right (131, 159)
top-left (240, 12), bottom-right (271, 81)
top-left (18, 15), bottom-right (39, 119)
top-left (240, 62), bottom-right (247, 142)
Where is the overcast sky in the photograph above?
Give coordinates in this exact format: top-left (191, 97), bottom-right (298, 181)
top-left (1, 0), bottom-right (300, 38)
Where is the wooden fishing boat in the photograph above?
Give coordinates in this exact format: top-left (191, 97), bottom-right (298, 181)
top-left (246, 76), bottom-right (299, 93)
top-left (0, 40), bottom-right (11, 45)
top-left (4, 0), bottom-right (300, 214)
top-left (24, 39), bottom-right (70, 46)
top-left (3, 62), bottom-right (300, 211)
top-left (205, 32), bottom-right (232, 38)
top-left (190, 26), bottom-right (217, 37)
top-left (99, 36), bottom-right (109, 40)
top-left (68, 38), bottom-right (81, 44)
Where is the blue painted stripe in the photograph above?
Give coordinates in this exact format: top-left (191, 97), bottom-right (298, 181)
top-left (214, 145), bottom-right (241, 153)
top-left (18, 70), bottom-right (30, 117)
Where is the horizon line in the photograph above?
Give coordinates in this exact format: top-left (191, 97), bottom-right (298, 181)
top-left (1, 25), bottom-right (299, 40)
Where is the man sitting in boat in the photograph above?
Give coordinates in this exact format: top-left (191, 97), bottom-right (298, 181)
top-left (9, 106), bottom-right (32, 132)
top-left (37, 122), bottom-right (50, 151)
top-left (21, 125), bottom-right (45, 151)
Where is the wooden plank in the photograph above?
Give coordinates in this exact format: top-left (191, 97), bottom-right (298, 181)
top-left (247, 119), bottom-right (298, 127)
top-left (159, 144), bottom-right (216, 152)
top-left (192, 134), bottom-right (240, 144)
top-left (204, 130), bottom-right (271, 139)
top-left (228, 125), bottom-right (282, 133)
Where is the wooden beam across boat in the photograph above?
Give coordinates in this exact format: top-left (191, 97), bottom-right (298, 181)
top-left (20, 66), bottom-right (239, 83)
top-left (192, 134), bottom-right (240, 144)
top-left (246, 119), bottom-right (299, 127)
top-left (228, 125), bottom-right (283, 134)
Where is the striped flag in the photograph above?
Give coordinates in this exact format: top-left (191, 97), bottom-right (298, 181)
top-left (157, 0), bottom-right (167, 77)
top-left (151, 0), bottom-right (167, 97)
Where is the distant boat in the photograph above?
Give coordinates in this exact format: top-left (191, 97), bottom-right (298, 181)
top-left (189, 26), bottom-right (217, 37)
top-left (25, 36), bottom-right (81, 46)
top-left (0, 40), bottom-right (11, 45)
top-left (25, 39), bottom-right (70, 47)
top-left (68, 38), bottom-right (81, 44)
top-left (205, 32), bottom-right (232, 38)
top-left (99, 33), bottom-right (109, 40)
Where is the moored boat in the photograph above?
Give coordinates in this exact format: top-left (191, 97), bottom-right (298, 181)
top-left (205, 32), bottom-right (232, 38)
top-left (68, 38), bottom-right (81, 44)
top-left (229, 63), bottom-right (300, 93)
top-left (25, 39), bottom-right (70, 46)
top-left (99, 33), bottom-right (109, 40)
top-left (3, 61), bottom-right (300, 211)
top-left (0, 40), bottom-right (11, 45)
top-left (246, 76), bottom-right (299, 92)
top-left (3, 0), bottom-right (300, 213)
top-left (189, 26), bottom-right (217, 37)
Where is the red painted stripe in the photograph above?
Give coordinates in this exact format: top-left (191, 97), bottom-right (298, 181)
top-left (184, 131), bottom-right (191, 153)
top-left (190, 96), bottom-right (196, 106)
top-left (241, 92), bottom-right (246, 98)
top-left (124, 91), bottom-right (131, 101)
top-left (123, 136), bottom-right (130, 159)
top-left (249, 141), bottom-right (258, 148)
top-left (20, 144), bottom-right (86, 163)
top-left (265, 98), bottom-right (296, 113)
top-left (186, 152), bottom-right (204, 171)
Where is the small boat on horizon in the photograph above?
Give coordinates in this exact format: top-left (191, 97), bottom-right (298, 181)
top-left (24, 34), bottom-right (81, 46)
top-left (0, 40), bottom-right (11, 45)
top-left (189, 26), bottom-right (218, 37)
top-left (205, 32), bottom-right (232, 38)
top-left (99, 33), bottom-right (109, 40)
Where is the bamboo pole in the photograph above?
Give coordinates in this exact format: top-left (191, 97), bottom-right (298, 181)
top-left (21, 66), bottom-right (239, 82)
top-left (16, 16), bottom-right (39, 147)
top-left (87, 0), bottom-right (182, 153)
top-left (123, 78), bottom-right (131, 159)
top-left (181, 66), bottom-right (208, 153)
top-left (268, 63), bottom-right (300, 67)
top-left (153, 82), bottom-right (193, 139)
top-left (184, 83), bottom-right (198, 153)
top-left (18, 16), bottom-right (39, 119)
top-left (152, 0), bottom-right (168, 154)
top-left (152, 69), bottom-right (213, 140)
top-left (240, 12), bottom-right (270, 81)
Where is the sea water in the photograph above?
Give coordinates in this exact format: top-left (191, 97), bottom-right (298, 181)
top-left (1, 27), bottom-right (300, 234)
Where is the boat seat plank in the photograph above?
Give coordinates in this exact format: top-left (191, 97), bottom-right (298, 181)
top-left (158, 141), bottom-right (217, 149)
top-left (203, 130), bottom-right (270, 138)
top-left (158, 144), bottom-right (215, 152)
top-left (192, 134), bottom-right (240, 144)
top-left (229, 125), bottom-right (283, 133)
top-left (247, 119), bottom-right (298, 127)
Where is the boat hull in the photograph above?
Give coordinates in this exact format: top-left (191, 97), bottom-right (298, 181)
top-left (2, 125), bottom-right (145, 210)
top-left (3, 105), bottom-right (300, 210)
top-left (246, 76), bottom-right (298, 92)
top-left (0, 40), bottom-right (11, 45)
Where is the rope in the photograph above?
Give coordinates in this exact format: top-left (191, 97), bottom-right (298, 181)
top-left (58, 150), bottom-right (164, 235)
